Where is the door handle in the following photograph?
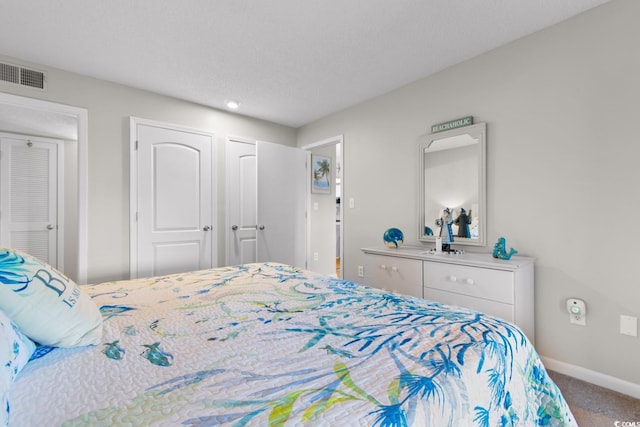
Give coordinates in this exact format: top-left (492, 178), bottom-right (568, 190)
top-left (46, 224), bottom-right (55, 230)
top-left (232, 225), bottom-right (260, 230)
top-left (203, 225), bottom-right (211, 231)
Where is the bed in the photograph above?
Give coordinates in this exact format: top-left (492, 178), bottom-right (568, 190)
top-left (1, 249), bottom-right (576, 426)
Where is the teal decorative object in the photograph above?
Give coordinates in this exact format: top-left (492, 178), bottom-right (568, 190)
top-left (383, 228), bottom-right (404, 248)
top-left (493, 237), bottom-right (518, 260)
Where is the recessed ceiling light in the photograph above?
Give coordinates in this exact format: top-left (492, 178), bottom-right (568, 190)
top-left (225, 100), bottom-right (240, 110)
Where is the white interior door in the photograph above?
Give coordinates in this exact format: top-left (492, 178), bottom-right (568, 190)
top-left (226, 139), bottom-right (257, 265)
top-left (256, 141), bottom-right (307, 268)
top-left (132, 119), bottom-right (215, 278)
top-left (0, 135), bottom-right (62, 267)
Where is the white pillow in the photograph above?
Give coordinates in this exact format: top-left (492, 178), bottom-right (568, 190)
top-left (0, 310), bottom-right (36, 427)
top-left (0, 248), bottom-right (103, 347)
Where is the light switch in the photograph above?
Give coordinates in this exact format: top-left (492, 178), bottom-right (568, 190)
top-left (620, 315), bottom-right (638, 337)
top-left (349, 197), bottom-right (355, 209)
top-left (313, 202), bottom-right (319, 211)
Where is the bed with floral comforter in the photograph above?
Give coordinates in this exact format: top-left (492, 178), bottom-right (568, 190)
top-left (9, 263), bottom-right (576, 426)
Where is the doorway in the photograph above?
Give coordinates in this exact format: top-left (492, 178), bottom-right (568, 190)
top-left (302, 135), bottom-right (343, 278)
top-left (0, 93), bottom-right (87, 282)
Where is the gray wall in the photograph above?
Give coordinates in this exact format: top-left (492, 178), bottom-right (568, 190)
top-left (0, 54), bottom-right (297, 284)
top-left (297, 0), bottom-right (640, 385)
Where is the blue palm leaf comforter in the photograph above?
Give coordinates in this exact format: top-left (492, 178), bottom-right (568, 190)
top-left (10, 263), bottom-right (576, 426)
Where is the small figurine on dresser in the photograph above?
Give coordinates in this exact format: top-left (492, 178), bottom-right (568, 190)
top-left (493, 236), bottom-right (518, 260)
top-left (436, 208), bottom-right (454, 252)
top-left (454, 208), bottom-right (472, 238)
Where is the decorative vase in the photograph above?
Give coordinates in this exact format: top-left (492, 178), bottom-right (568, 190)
top-left (383, 228), bottom-right (404, 248)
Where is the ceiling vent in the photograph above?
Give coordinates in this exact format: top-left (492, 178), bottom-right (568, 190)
top-left (0, 62), bottom-right (47, 91)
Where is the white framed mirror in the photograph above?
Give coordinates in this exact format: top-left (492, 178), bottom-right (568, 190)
top-left (419, 122), bottom-right (486, 247)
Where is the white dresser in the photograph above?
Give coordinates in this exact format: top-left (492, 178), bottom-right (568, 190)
top-left (361, 246), bottom-right (535, 343)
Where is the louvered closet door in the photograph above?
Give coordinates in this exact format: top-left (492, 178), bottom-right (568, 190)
top-left (0, 137), bottom-right (58, 266)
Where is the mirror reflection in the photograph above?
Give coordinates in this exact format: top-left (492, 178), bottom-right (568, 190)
top-left (419, 122), bottom-right (486, 247)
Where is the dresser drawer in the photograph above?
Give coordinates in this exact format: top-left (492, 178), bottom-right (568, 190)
top-left (423, 261), bottom-right (514, 304)
top-left (362, 247), bottom-right (535, 344)
top-left (423, 288), bottom-right (514, 322)
top-left (363, 254), bottom-right (422, 298)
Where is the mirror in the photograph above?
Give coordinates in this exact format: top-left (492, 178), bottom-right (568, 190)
top-left (419, 122), bottom-right (486, 247)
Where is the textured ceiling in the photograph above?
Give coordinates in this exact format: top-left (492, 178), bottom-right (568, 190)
top-left (0, 0), bottom-right (609, 128)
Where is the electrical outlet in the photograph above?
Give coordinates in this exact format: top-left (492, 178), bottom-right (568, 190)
top-left (357, 265), bottom-right (364, 277)
top-left (570, 313), bottom-right (586, 326)
top-left (566, 298), bottom-right (586, 326)
top-left (313, 252), bottom-right (319, 261)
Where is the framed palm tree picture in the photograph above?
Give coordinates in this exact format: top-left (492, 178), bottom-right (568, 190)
top-left (311, 155), bottom-right (331, 194)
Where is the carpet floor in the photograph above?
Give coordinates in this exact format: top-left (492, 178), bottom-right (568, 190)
top-left (548, 370), bottom-right (640, 427)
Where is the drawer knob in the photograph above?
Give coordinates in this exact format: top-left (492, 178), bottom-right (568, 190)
top-left (391, 266), bottom-right (398, 272)
top-left (449, 275), bottom-right (457, 282)
top-left (380, 264), bottom-right (387, 270)
top-left (465, 278), bottom-right (475, 285)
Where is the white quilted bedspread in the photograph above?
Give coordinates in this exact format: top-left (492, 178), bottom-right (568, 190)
top-left (9, 263), bottom-right (576, 426)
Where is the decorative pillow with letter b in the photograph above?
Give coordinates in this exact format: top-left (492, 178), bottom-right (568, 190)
top-left (0, 248), bottom-right (103, 347)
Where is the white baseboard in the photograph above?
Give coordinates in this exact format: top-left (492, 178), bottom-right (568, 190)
top-left (541, 355), bottom-right (640, 399)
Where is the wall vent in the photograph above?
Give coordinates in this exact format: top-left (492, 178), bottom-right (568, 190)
top-left (0, 62), bottom-right (47, 90)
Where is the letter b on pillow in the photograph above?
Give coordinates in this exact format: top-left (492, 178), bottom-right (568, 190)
top-left (0, 248), bottom-right (103, 347)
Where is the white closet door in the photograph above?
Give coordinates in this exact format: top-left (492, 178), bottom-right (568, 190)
top-left (0, 137), bottom-right (58, 266)
top-left (256, 141), bottom-right (307, 268)
top-left (133, 120), bottom-right (215, 278)
top-left (226, 139), bottom-right (257, 266)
